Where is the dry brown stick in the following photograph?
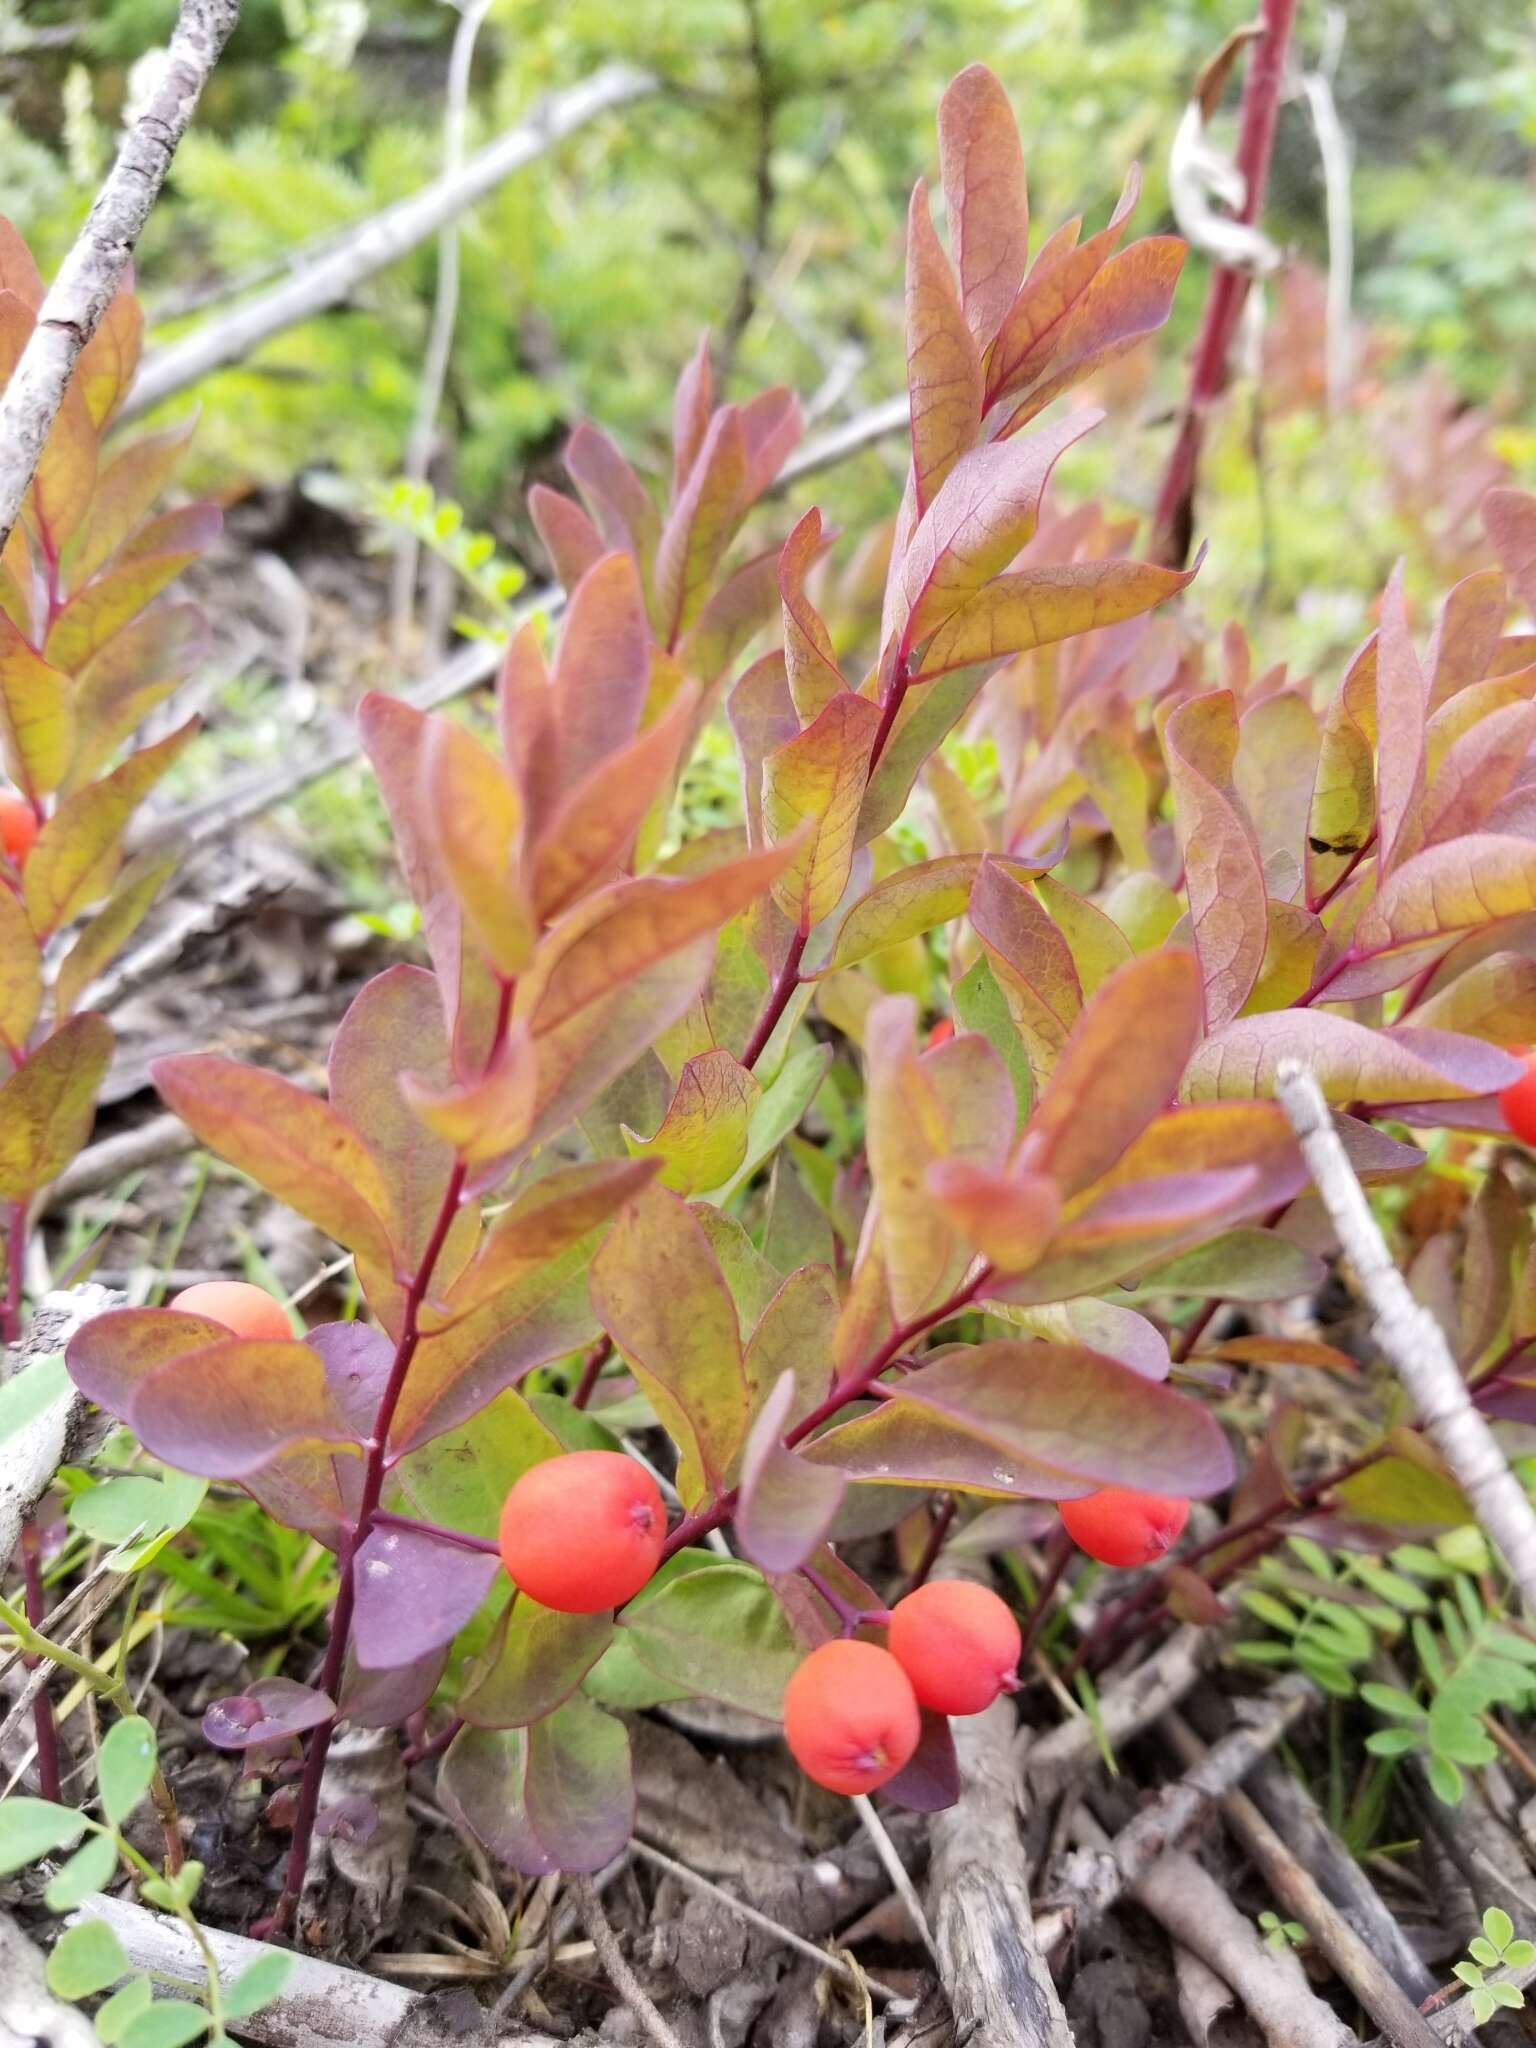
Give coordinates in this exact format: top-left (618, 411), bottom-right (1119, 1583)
top-left (1276, 1059), bottom-right (1536, 1609)
top-left (1245, 1753), bottom-right (1437, 2003)
top-left (927, 1560), bottom-right (1076, 2048)
top-left (573, 1872), bottom-right (686, 2048)
top-left (1162, 1711), bottom-right (1440, 2048)
top-left (1043, 1673), bottom-right (1316, 1927)
top-left (0, 0), bottom-right (240, 555)
top-left (1026, 1624), bottom-right (1219, 1797)
top-left (1069, 1811), bottom-right (1356, 2048)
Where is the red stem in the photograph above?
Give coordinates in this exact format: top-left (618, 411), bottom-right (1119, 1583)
top-left (902, 1495), bottom-right (957, 1595)
top-left (1150, 0), bottom-right (1299, 566)
top-left (270, 978), bottom-right (515, 1935)
top-left (740, 923), bottom-right (809, 1072)
top-left (370, 1509), bottom-right (500, 1557)
top-left (21, 1524), bottom-right (61, 1803)
top-left (867, 656), bottom-right (911, 777)
top-left (1017, 1526), bottom-right (1073, 1664)
top-left (570, 1335), bottom-right (613, 1411)
top-left (663, 1267), bottom-right (991, 1561)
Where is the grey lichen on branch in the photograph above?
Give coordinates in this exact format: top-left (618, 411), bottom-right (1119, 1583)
top-left (1274, 1057), bottom-right (1536, 1612)
top-left (0, 0), bottom-right (242, 556)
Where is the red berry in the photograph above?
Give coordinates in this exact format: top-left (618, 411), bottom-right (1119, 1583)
top-left (887, 1580), bottom-right (1021, 1715)
top-left (498, 1451), bottom-right (664, 1614)
top-left (926, 1017), bottom-right (955, 1049)
top-left (1060, 1487), bottom-right (1189, 1568)
top-left (168, 1280), bottom-right (292, 1343)
top-left (1500, 1049), bottom-right (1536, 1145)
top-left (0, 792), bottom-right (38, 868)
top-left (783, 1639), bottom-right (921, 1795)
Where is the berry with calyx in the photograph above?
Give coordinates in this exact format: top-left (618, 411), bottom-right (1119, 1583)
top-left (887, 1579), bottom-right (1021, 1714)
top-left (0, 792), bottom-right (38, 868)
top-left (1060, 1487), bottom-right (1189, 1567)
top-left (782, 1638), bottom-right (921, 1795)
top-left (498, 1450), bottom-right (664, 1614)
top-left (168, 1281), bottom-right (292, 1342)
top-left (1500, 1049), bottom-right (1536, 1145)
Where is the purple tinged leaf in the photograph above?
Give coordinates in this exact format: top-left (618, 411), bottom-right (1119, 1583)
top-left (1483, 488), bottom-right (1536, 612)
top-left (552, 552), bottom-right (651, 794)
top-left (1374, 564), bottom-right (1429, 875)
top-left (528, 483), bottom-right (605, 593)
top-left (735, 1372), bottom-right (846, 1573)
top-left (203, 1678), bottom-right (334, 1750)
top-left (439, 1701), bottom-right (634, 1876)
top-left (905, 179), bottom-right (984, 515)
top-left (458, 1597), bottom-right (613, 1728)
top-left (337, 1646), bottom-right (449, 1728)
top-left (802, 1339), bottom-right (1234, 1499)
top-left (304, 1322), bottom-right (395, 1438)
top-left (1163, 692), bottom-right (1266, 1027)
top-left (937, 64), bottom-right (1029, 350)
top-left (1427, 568), bottom-right (1507, 713)
top-left (351, 1523), bottom-right (500, 1671)
top-left (1181, 1010), bottom-right (1521, 1106)
top-left (881, 1708), bottom-right (960, 1813)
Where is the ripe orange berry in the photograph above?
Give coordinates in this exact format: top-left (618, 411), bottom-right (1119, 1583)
top-left (0, 792), bottom-right (38, 868)
top-left (782, 1639), bottom-right (921, 1795)
top-left (887, 1580), bottom-right (1021, 1715)
top-left (498, 1451), bottom-right (664, 1614)
top-left (926, 1017), bottom-right (955, 1049)
top-left (1500, 1049), bottom-right (1536, 1145)
top-left (168, 1280), bottom-right (292, 1343)
top-left (1060, 1487), bottom-right (1189, 1568)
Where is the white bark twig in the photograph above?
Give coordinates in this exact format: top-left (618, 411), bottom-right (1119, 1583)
top-left (0, 0), bottom-right (241, 556)
top-left (1275, 1058), bottom-right (1536, 1611)
top-left (121, 64), bottom-right (655, 421)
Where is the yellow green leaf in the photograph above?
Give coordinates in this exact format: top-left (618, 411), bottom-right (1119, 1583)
top-left (24, 718), bottom-right (198, 937)
top-left (622, 1048), bottom-right (761, 1195)
top-left (763, 691), bottom-right (881, 930)
top-left (0, 1012), bottom-right (112, 1198)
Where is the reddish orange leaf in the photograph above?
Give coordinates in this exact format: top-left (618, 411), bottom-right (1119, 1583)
top-left (1163, 690), bottom-right (1267, 1028)
top-left (937, 63), bottom-right (1029, 350)
top-left (905, 180), bottom-right (984, 515)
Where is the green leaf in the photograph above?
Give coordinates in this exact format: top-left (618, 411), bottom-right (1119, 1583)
top-left (1489, 1980), bottom-right (1526, 2010)
top-left (1483, 1907), bottom-right (1515, 1953)
top-left (617, 1562), bottom-right (801, 1720)
top-left (46, 1918), bottom-right (129, 1998)
top-left (222, 1950), bottom-right (292, 2019)
top-left (43, 1829), bottom-right (118, 1910)
top-left (118, 2000), bottom-right (211, 2048)
top-left (953, 950), bottom-right (1031, 1126)
top-left (1454, 1961), bottom-right (1485, 1988)
top-left (0, 1013), bottom-right (113, 1200)
top-left (1426, 1753), bottom-right (1464, 1804)
top-left (1469, 1937), bottom-right (1502, 1968)
top-left (0, 1350), bottom-right (70, 1444)
top-left (1359, 1682), bottom-right (1424, 1721)
top-left (98, 1715), bottom-right (158, 1826)
top-left (0, 1796), bottom-right (86, 1874)
top-left (439, 1698), bottom-right (633, 1876)
top-left (1502, 1939), bottom-right (1536, 1967)
top-left (1363, 1728), bottom-right (1420, 1758)
top-left (95, 1974), bottom-right (154, 2044)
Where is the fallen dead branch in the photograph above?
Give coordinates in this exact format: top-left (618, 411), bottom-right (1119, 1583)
top-left (1276, 1058), bottom-right (1536, 1610)
top-left (71, 1892), bottom-right (558, 2048)
top-left (1043, 1673), bottom-right (1316, 1927)
top-left (573, 1872), bottom-right (686, 2048)
top-left (1162, 1710), bottom-right (1441, 2048)
top-left (926, 1559), bottom-right (1075, 2048)
top-left (1026, 1624), bottom-right (1218, 1796)
top-left (0, 0), bottom-right (241, 554)
top-left (1068, 1811), bottom-right (1356, 2048)
top-left (0, 1287), bottom-right (119, 1576)
top-left (122, 65), bottom-right (656, 422)
top-left (1245, 1751), bottom-right (1437, 2002)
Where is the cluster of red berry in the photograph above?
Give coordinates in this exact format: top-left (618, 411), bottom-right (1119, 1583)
top-left (168, 1284), bottom-right (1194, 1798)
